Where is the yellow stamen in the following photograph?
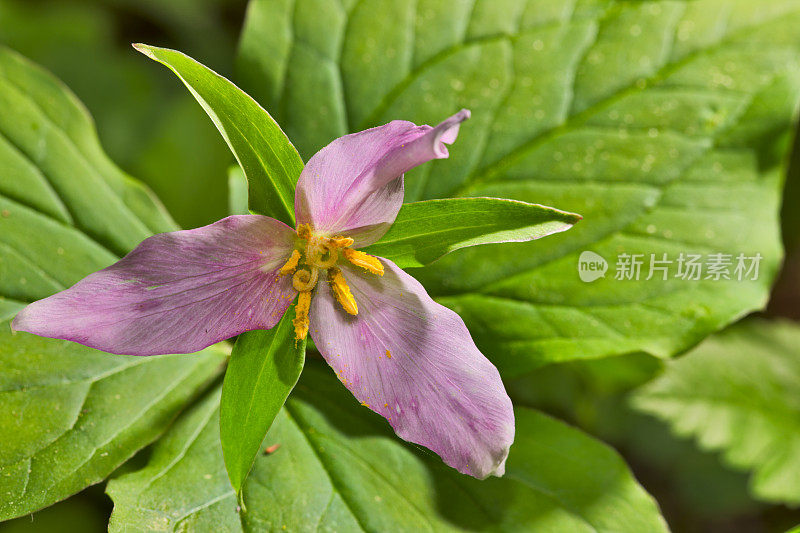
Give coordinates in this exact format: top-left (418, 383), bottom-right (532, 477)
top-left (329, 235), bottom-right (355, 248)
top-left (279, 249), bottom-right (301, 275)
top-left (293, 291), bottom-right (311, 340)
top-left (297, 223), bottom-right (313, 240)
top-left (292, 267), bottom-right (319, 292)
top-left (343, 248), bottom-right (384, 276)
top-left (329, 268), bottom-right (358, 315)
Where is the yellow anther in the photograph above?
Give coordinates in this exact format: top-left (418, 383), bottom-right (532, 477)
top-left (297, 223), bottom-right (313, 240)
top-left (329, 235), bottom-right (355, 248)
top-left (279, 249), bottom-right (301, 275)
top-left (292, 267), bottom-right (319, 292)
top-left (293, 291), bottom-right (311, 340)
top-left (329, 268), bottom-right (358, 315)
top-left (343, 248), bottom-right (384, 276)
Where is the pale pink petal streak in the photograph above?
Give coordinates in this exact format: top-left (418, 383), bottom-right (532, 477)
top-left (294, 110), bottom-right (470, 246)
top-left (309, 258), bottom-right (514, 478)
top-left (12, 216), bottom-right (297, 355)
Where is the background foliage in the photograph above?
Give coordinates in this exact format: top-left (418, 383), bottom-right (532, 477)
top-left (1, 1), bottom-right (799, 532)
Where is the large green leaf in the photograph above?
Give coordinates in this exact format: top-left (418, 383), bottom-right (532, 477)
top-left (108, 361), bottom-right (668, 532)
top-left (362, 197), bottom-right (581, 268)
top-left (220, 309), bottom-right (305, 497)
top-left (0, 47), bottom-right (226, 519)
top-left (107, 388), bottom-right (237, 532)
top-left (633, 319), bottom-right (800, 506)
top-left (0, 324), bottom-right (226, 520)
top-left (238, 0), bottom-right (800, 375)
top-left (134, 44), bottom-right (303, 226)
top-left (0, 46), bottom-right (175, 256)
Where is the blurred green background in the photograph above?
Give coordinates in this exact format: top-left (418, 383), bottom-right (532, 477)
top-left (0, 1), bottom-right (798, 532)
top-left (0, 0), bottom-right (242, 230)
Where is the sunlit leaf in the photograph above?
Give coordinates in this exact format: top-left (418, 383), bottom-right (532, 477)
top-left (363, 197), bottom-right (581, 268)
top-left (634, 319), bottom-right (800, 506)
top-left (220, 309), bottom-right (305, 496)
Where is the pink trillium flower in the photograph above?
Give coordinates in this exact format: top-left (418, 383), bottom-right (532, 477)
top-left (13, 110), bottom-right (514, 478)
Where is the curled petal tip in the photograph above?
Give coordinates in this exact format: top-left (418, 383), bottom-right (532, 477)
top-left (432, 109), bottom-right (471, 157)
top-left (293, 109), bottom-right (472, 246)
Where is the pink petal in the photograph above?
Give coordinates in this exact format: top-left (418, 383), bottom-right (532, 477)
top-left (12, 216), bottom-right (296, 355)
top-left (309, 259), bottom-right (514, 478)
top-left (294, 110), bottom-right (470, 246)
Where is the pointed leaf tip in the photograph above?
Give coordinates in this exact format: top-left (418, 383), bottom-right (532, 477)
top-left (131, 43), bottom-right (153, 58)
top-left (363, 197), bottom-right (582, 268)
top-left (134, 44), bottom-right (302, 225)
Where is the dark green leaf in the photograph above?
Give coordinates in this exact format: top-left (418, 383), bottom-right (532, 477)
top-left (0, 47), bottom-right (226, 519)
top-left (220, 308), bottom-right (305, 496)
top-left (134, 43), bottom-right (303, 225)
top-left (0, 325), bottom-right (226, 521)
top-left (107, 388), bottom-right (239, 532)
top-left (633, 319), bottom-right (800, 505)
top-left (238, 0), bottom-right (800, 375)
top-left (108, 362), bottom-right (667, 532)
top-left (364, 197), bottom-right (581, 268)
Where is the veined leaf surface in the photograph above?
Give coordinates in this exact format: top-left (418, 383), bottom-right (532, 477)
top-left (108, 362), bottom-right (668, 532)
top-left (238, 0), bottom-right (800, 375)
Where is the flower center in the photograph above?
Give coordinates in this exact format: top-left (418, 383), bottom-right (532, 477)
top-left (279, 223), bottom-right (384, 340)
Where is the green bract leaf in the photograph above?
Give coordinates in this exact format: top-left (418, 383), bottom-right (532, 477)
top-left (133, 43), bottom-right (303, 226)
top-left (0, 47), bottom-right (226, 519)
top-left (238, 0), bottom-right (800, 375)
top-left (227, 165), bottom-right (250, 216)
top-left (364, 197), bottom-right (581, 268)
top-left (108, 362), bottom-right (667, 532)
top-left (633, 319), bottom-right (800, 506)
top-left (220, 309), bottom-right (305, 497)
